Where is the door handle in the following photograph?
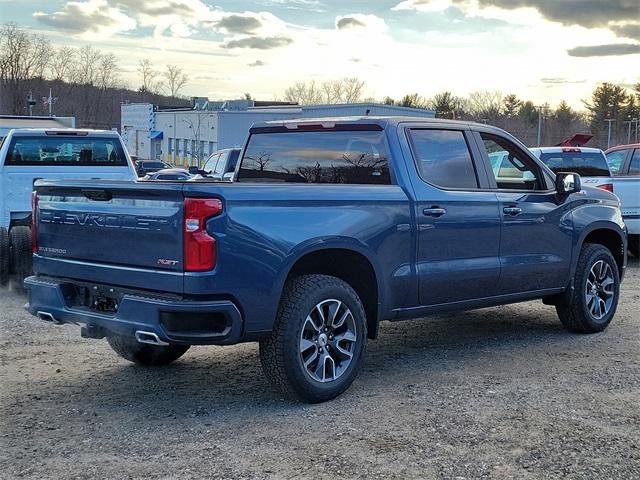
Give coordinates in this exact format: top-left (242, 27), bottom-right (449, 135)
top-left (423, 207), bottom-right (446, 217)
top-left (503, 206), bottom-right (522, 215)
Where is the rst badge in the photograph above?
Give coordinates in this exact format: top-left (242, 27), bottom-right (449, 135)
top-left (157, 259), bottom-right (179, 266)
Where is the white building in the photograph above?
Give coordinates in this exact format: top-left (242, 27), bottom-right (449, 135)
top-left (121, 99), bottom-right (435, 166)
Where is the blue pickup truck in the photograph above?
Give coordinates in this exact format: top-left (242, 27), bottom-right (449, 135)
top-left (25, 117), bottom-right (627, 402)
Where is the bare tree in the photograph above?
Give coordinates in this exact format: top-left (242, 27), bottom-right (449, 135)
top-left (137, 59), bottom-right (159, 93)
top-left (0, 22), bottom-right (52, 113)
top-left (96, 53), bottom-right (118, 90)
top-left (467, 90), bottom-right (503, 121)
top-left (163, 64), bottom-right (188, 98)
top-left (284, 78), bottom-right (365, 105)
top-left (71, 45), bottom-right (101, 85)
top-left (183, 112), bottom-right (213, 166)
top-left (50, 46), bottom-right (76, 81)
top-left (246, 151), bottom-right (271, 171)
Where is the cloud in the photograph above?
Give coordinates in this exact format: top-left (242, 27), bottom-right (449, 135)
top-left (115, 0), bottom-right (196, 16)
top-left (336, 16), bottom-right (366, 29)
top-left (392, 0), bottom-right (451, 12)
top-left (216, 14), bottom-right (263, 34)
top-left (610, 23), bottom-right (640, 41)
top-left (539, 78), bottom-right (586, 85)
top-left (33, 0), bottom-right (136, 35)
top-left (567, 43), bottom-right (640, 57)
top-left (335, 14), bottom-right (388, 32)
top-left (392, 0), bottom-right (640, 40)
top-left (248, 60), bottom-right (266, 67)
top-left (261, 0), bottom-right (326, 12)
top-left (222, 35), bottom-right (293, 49)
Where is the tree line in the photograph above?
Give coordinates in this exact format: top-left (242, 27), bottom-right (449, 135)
top-left (284, 80), bottom-right (640, 149)
top-left (0, 23), bottom-right (189, 129)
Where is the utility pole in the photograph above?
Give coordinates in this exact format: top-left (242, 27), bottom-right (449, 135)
top-left (42, 88), bottom-right (57, 117)
top-left (27, 91), bottom-right (36, 116)
top-left (605, 119), bottom-right (616, 149)
top-left (624, 118), bottom-right (632, 144)
top-left (536, 106), bottom-right (543, 147)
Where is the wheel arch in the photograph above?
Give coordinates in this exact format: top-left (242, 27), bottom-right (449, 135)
top-left (576, 223), bottom-right (626, 278)
top-left (281, 242), bottom-right (382, 340)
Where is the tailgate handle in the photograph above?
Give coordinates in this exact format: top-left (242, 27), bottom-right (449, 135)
top-left (82, 189), bottom-right (112, 201)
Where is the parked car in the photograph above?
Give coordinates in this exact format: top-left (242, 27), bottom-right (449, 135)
top-left (141, 168), bottom-right (192, 181)
top-left (0, 128), bottom-right (137, 286)
top-left (191, 148), bottom-right (241, 180)
top-left (135, 160), bottom-right (172, 177)
top-left (26, 117), bottom-right (627, 403)
top-left (529, 146), bottom-right (614, 191)
top-left (604, 144), bottom-right (640, 257)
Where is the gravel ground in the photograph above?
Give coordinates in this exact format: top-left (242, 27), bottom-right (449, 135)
top-left (1, 259), bottom-right (639, 480)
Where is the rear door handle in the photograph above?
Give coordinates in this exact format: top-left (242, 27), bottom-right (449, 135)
top-left (423, 207), bottom-right (446, 217)
top-left (503, 206), bottom-right (522, 215)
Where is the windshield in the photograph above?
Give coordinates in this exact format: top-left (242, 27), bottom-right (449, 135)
top-left (538, 151), bottom-right (611, 177)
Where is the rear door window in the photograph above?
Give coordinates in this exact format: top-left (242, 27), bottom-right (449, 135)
top-left (630, 149), bottom-right (640, 175)
top-left (538, 151), bottom-right (611, 177)
top-left (6, 136), bottom-right (128, 166)
top-left (408, 129), bottom-right (478, 189)
top-left (238, 128), bottom-right (391, 184)
top-left (605, 149), bottom-right (627, 175)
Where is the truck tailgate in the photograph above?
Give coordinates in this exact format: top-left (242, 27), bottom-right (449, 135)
top-left (34, 180), bottom-right (185, 292)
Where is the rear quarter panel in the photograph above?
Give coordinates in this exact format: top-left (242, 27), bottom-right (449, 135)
top-left (183, 183), bottom-right (413, 335)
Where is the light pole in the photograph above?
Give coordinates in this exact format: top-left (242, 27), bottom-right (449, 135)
top-left (604, 119), bottom-right (616, 149)
top-left (633, 118), bottom-right (639, 143)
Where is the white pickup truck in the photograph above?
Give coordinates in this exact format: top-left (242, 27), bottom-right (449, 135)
top-left (604, 144), bottom-right (640, 257)
top-left (0, 128), bottom-right (137, 285)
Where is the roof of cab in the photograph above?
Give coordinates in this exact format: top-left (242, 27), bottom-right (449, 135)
top-left (530, 146), bottom-right (604, 154)
top-left (249, 115), bottom-right (494, 131)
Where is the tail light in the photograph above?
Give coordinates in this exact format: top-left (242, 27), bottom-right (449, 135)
top-left (183, 198), bottom-right (222, 272)
top-left (31, 191), bottom-right (38, 254)
top-left (596, 183), bottom-right (614, 193)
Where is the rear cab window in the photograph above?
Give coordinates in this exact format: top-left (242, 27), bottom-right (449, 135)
top-left (538, 150), bottom-right (611, 177)
top-left (6, 135), bottom-right (128, 166)
top-left (237, 127), bottom-right (391, 184)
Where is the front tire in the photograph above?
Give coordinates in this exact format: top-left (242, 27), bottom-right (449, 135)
top-left (259, 274), bottom-right (367, 403)
top-left (556, 243), bottom-right (620, 333)
top-left (106, 334), bottom-right (189, 366)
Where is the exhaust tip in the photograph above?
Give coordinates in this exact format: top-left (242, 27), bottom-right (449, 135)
top-left (37, 311), bottom-right (61, 324)
top-left (135, 330), bottom-right (169, 346)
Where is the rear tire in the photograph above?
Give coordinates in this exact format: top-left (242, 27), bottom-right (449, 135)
top-left (0, 227), bottom-right (9, 286)
top-left (628, 235), bottom-right (640, 258)
top-left (259, 274), bottom-right (367, 403)
top-left (556, 243), bottom-right (620, 333)
top-left (9, 226), bottom-right (32, 287)
top-left (107, 334), bottom-right (189, 366)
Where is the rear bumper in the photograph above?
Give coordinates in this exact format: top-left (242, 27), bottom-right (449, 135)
top-left (24, 276), bottom-right (244, 345)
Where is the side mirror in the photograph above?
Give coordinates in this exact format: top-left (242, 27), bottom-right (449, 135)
top-left (556, 172), bottom-right (581, 195)
top-left (222, 172), bottom-right (234, 182)
top-left (188, 166), bottom-right (200, 175)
